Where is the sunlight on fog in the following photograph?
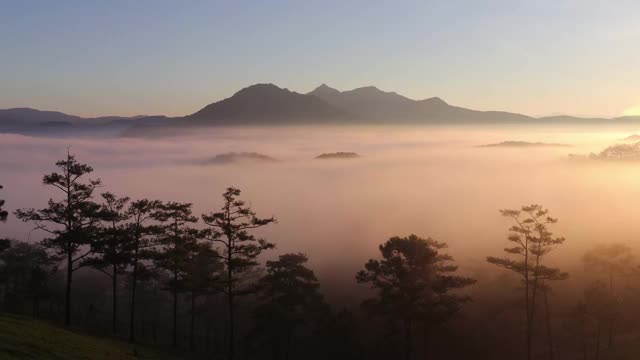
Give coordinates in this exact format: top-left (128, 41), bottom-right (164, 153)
top-left (3, 125), bottom-right (640, 301)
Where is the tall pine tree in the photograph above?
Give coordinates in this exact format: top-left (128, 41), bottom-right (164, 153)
top-left (15, 152), bottom-right (102, 326)
top-left (201, 187), bottom-right (276, 360)
top-left (152, 201), bottom-right (199, 347)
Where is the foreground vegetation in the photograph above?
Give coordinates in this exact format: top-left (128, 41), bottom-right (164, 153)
top-left (0, 313), bottom-right (176, 359)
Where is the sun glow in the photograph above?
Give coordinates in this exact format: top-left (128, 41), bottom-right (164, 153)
top-left (623, 105), bottom-right (640, 117)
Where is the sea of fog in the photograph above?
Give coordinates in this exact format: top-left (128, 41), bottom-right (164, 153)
top-left (2, 125), bottom-right (640, 302)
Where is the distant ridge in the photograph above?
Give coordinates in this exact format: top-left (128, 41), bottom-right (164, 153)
top-left (3, 83), bottom-right (640, 137)
top-left (184, 83), bottom-right (534, 125)
top-left (186, 83), bottom-right (346, 124)
top-left (478, 141), bottom-right (572, 148)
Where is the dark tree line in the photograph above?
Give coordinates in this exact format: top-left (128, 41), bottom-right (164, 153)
top-left (6, 153), bottom-right (640, 360)
top-left (0, 184), bottom-right (7, 222)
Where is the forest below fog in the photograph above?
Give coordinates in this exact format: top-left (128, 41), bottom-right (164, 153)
top-left (1, 153), bottom-right (639, 360)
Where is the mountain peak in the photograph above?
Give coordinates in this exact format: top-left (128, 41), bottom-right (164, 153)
top-left (349, 86), bottom-right (383, 94)
top-left (188, 83), bottom-right (345, 122)
top-left (308, 83), bottom-right (341, 96)
top-left (233, 83), bottom-right (289, 96)
top-left (421, 96), bottom-right (448, 106)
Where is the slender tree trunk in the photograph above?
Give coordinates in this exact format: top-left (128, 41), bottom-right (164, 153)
top-left (595, 322), bottom-right (601, 360)
top-left (129, 241), bottom-right (139, 342)
top-left (227, 261), bottom-right (235, 360)
top-left (33, 296), bottom-right (40, 318)
top-left (173, 267), bottom-right (178, 347)
top-left (206, 312), bottom-right (212, 355)
top-left (607, 272), bottom-right (614, 349)
top-left (404, 318), bottom-right (413, 360)
top-left (607, 321), bottom-right (614, 349)
top-left (65, 157), bottom-right (73, 327)
top-left (284, 328), bottom-right (293, 360)
top-left (190, 291), bottom-right (196, 351)
top-left (543, 287), bottom-right (554, 360)
top-left (65, 251), bottom-right (72, 326)
top-left (153, 278), bottom-right (158, 344)
top-left (113, 264), bottom-right (117, 334)
top-left (524, 238), bottom-right (531, 360)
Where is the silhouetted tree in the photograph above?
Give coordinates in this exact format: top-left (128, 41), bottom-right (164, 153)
top-left (357, 234), bottom-right (476, 360)
top-left (83, 192), bottom-right (131, 334)
top-left (584, 280), bottom-right (614, 360)
top-left (15, 152), bottom-right (102, 326)
top-left (126, 198), bottom-right (161, 343)
top-left (250, 253), bottom-right (328, 359)
top-left (201, 187), bottom-right (276, 360)
top-left (565, 301), bottom-right (593, 360)
top-left (0, 185), bottom-right (7, 222)
top-left (184, 244), bottom-right (221, 351)
top-left (0, 240), bottom-right (55, 316)
top-left (0, 238), bottom-right (10, 253)
top-left (538, 268), bottom-right (569, 360)
top-left (152, 201), bottom-right (199, 347)
top-left (487, 205), bottom-right (565, 360)
top-left (583, 243), bottom-right (634, 349)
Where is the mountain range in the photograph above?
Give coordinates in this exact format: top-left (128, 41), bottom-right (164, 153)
top-left (1, 83), bottom-right (638, 136)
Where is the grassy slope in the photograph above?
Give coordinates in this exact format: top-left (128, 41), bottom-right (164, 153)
top-left (0, 313), bottom-right (178, 360)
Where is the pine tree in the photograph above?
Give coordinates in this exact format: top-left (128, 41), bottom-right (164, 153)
top-left (487, 205), bottom-right (566, 360)
top-left (582, 243), bottom-right (634, 349)
top-left (152, 201), bottom-right (199, 347)
top-left (357, 235), bottom-right (475, 360)
top-left (83, 192), bottom-right (131, 335)
top-left (251, 253), bottom-right (328, 359)
top-left (126, 198), bottom-right (161, 343)
top-left (15, 152), bottom-right (102, 326)
top-left (201, 187), bottom-right (276, 360)
top-left (0, 185), bottom-right (7, 222)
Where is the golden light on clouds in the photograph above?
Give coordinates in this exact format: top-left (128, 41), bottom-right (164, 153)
top-left (623, 105), bottom-right (640, 117)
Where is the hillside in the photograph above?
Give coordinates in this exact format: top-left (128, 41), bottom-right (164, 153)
top-left (0, 313), bottom-right (178, 360)
top-left (306, 84), bottom-right (532, 123)
top-left (186, 83), bottom-right (346, 124)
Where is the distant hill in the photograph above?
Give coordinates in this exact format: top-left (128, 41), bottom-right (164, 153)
top-left (5, 83), bottom-right (640, 137)
top-left (478, 141), bottom-right (572, 148)
top-left (186, 83), bottom-right (346, 125)
top-left (0, 108), bottom-right (169, 137)
top-left (0, 313), bottom-right (178, 359)
top-left (315, 152), bottom-right (360, 159)
top-left (201, 152), bottom-right (278, 165)
top-left (307, 84), bottom-right (532, 123)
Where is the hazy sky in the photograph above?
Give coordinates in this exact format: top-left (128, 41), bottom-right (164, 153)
top-left (1, 0), bottom-right (639, 118)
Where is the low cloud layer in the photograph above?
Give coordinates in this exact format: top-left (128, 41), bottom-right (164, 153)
top-left (3, 125), bottom-right (640, 301)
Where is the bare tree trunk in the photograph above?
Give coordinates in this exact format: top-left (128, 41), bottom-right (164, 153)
top-left (227, 262), bottom-right (235, 360)
top-left (580, 316), bottom-right (587, 360)
top-left (404, 318), bottom-right (413, 360)
top-left (206, 312), bottom-right (212, 355)
top-left (524, 236), bottom-right (531, 360)
top-left (285, 329), bottom-right (293, 360)
top-left (129, 244), bottom-right (139, 343)
top-left (33, 296), bottom-right (40, 318)
top-left (65, 252), bottom-right (72, 326)
top-left (112, 264), bottom-right (117, 335)
top-left (543, 287), bottom-right (554, 360)
top-left (607, 272), bottom-right (614, 349)
top-left (173, 267), bottom-right (178, 347)
top-left (595, 322), bottom-right (601, 360)
top-left (190, 291), bottom-right (196, 351)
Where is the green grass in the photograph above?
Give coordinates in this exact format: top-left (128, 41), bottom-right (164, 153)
top-left (0, 313), bottom-right (177, 360)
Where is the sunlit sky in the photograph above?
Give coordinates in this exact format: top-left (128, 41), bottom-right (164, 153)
top-left (1, 0), bottom-right (639, 118)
